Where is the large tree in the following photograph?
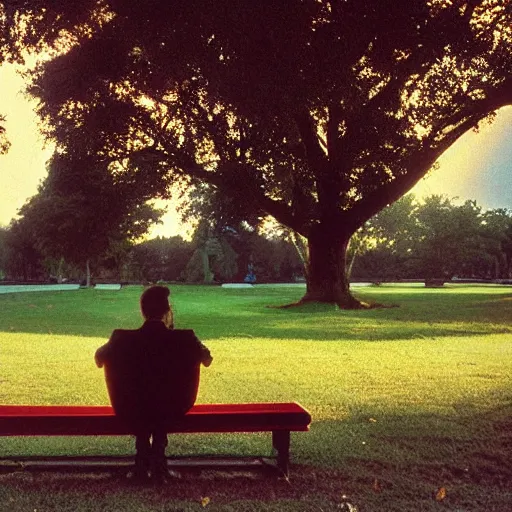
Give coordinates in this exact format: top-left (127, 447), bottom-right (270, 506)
top-left (4, 0), bottom-right (512, 306)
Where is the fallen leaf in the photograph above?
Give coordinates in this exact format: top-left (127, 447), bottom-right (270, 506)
top-left (339, 495), bottom-right (358, 511)
top-left (435, 487), bottom-right (447, 501)
top-left (338, 501), bottom-right (358, 511)
top-left (368, 418), bottom-right (377, 423)
top-left (372, 478), bottom-right (383, 493)
top-left (200, 497), bottom-right (210, 508)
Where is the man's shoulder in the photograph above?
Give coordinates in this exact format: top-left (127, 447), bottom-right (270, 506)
top-left (171, 328), bottom-right (195, 335)
top-left (111, 328), bottom-right (140, 335)
top-left (111, 326), bottom-right (199, 345)
top-left (110, 328), bottom-right (141, 342)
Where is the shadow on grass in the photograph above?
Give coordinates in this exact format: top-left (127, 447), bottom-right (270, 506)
top-left (1, 405), bottom-right (511, 511)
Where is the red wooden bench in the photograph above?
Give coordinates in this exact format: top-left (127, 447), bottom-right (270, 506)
top-left (0, 403), bottom-right (311, 477)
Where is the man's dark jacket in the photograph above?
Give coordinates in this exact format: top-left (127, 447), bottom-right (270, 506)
top-left (95, 321), bottom-right (205, 430)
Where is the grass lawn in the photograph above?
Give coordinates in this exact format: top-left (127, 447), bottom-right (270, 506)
top-left (1, 284), bottom-right (511, 511)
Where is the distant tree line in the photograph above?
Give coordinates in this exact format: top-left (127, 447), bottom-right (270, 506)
top-left (0, 218), bottom-right (303, 285)
top-left (1, 186), bottom-right (511, 286)
top-left (0, 154), bottom-right (304, 285)
top-left (349, 194), bottom-right (512, 284)
top-left (127, 221), bottom-right (303, 285)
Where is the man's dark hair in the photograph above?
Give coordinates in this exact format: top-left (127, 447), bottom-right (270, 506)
top-left (140, 285), bottom-right (171, 320)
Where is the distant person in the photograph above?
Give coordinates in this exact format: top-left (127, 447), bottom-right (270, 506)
top-left (244, 262), bottom-right (257, 283)
top-left (95, 285), bottom-right (212, 483)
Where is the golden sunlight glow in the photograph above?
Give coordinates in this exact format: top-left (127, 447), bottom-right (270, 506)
top-left (412, 106), bottom-right (512, 204)
top-left (0, 64), bottom-right (54, 224)
top-left (145, 198), bottom-right (195, 241)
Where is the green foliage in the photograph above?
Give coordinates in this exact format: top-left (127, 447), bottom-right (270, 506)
top-left (184, 236), bottom-right (239, 284)
top-left (184, 220), bottom-right (239, 283)
top-left (479, 208), bottom-right (512, 277)
top-left (0, 226), bottom-right (8, 278)
top-left (185, 219), bottom-right (304, 284)
top-left (0, 214), bottom-right (304, 284)
top-left (184, 249), bottom-right (209, 284)
top-left (130, 236), bottom-right (193, 282)
top-left (347, 194), bottom-right (418, 279)
top-left (249, 235), bottom-right (302, 283)
top-left (212, 237), bottom-right (238, 281)
top-left (3, 220), bottom-right (45, 281)
top-left (352, 195), bottom-right (512, 282)
top-left (13, 154), bottom-right (163, 283)
top-left (412, 196), bottom-right (479, 279)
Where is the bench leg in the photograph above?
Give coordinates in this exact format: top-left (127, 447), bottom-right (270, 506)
top-left (272, 430), bottom-right (290, 477)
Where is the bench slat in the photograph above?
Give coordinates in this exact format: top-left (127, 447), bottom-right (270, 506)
top-left (0, 403), bottom-right (311, 436)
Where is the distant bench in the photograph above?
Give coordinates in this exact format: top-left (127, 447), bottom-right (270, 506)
top-left (94, 284), bottom-right (122, 290)
top-left (0, 403), bottom-right (311, 477)
top-left (0, 284), bottom-right (80, 294)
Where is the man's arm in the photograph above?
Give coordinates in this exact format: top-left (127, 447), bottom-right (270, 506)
top-left (186, 330), bottom-right (213, 367)
top-left (94, 344), bottom-right (108, 368)
top-left (177, 329), bottom-right (213, 367)
top-left (95, 331), bottom-right (117, 368)
top-left (199, 343), bottom-right (213, 367)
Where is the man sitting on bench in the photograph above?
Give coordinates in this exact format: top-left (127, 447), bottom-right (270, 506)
top-left (95, 285), bottom-right (213, 483)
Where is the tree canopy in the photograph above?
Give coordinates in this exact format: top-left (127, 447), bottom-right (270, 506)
top-left (3, 0), bottom-right (511, 306)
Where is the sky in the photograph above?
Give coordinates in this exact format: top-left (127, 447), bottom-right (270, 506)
top-left (0, 62), bottom-right (511, 238)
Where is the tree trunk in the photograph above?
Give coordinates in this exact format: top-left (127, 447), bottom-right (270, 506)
top-left (288, 230), bottom-right (309, 278)
top-left (57, 257), bottom-right (64, 284)
top-left (301, 223), bottom-right (364, 308)
top-left (201, 248), bottom-right (214, 284)
top-left (85, 259), bottom-right (91, 288)
top-left (345, 237), bottom-right (358, 283)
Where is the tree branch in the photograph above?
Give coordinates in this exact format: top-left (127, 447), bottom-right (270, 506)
top-left (326, 102), bottom-right (343, 165)
top-left (295, 108), bottom-right (329, 175)
top-left (295, 108), bottom-right (347, 218)
top-left (136, 143), bottom-right (309, 236)
top-left (343, 2), bottom-right (480, 158)
top-left (347, 84), bottom-right (512, 229)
